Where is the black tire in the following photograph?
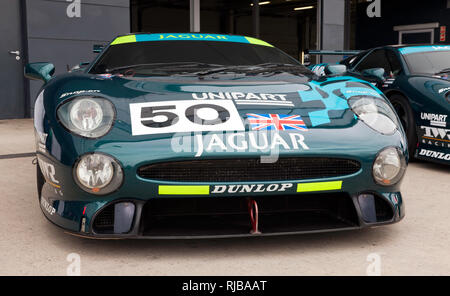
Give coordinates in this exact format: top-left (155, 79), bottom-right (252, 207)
top-left (36, 161), bottom-right (45, 201)
top-left (388, 94), bottom-right (417, 160)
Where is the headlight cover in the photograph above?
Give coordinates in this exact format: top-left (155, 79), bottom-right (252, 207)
top-left (348, 96), bottom-right (399, 135)
top-left (373, 147), bottom-right (406, 186)
top-left (74, 153), bottom-right (123, 195)
top-left (57, 96), bottom-right (115, 138)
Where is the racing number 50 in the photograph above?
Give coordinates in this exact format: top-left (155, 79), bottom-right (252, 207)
top-left (141, 103), bottom-right (230, 128)
top-left (130, 100), bottom-right (245, 135)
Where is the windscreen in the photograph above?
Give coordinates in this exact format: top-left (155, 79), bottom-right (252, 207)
top-left (90, 40), bottom-right (301, 74)
top-left (403, 50), bottom-right (450, 75)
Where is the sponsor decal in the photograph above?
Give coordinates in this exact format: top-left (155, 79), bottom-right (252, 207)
top-left (191, 92), bottom-right (294, 107)
top-left (247, 114), bottom-right (308, 131)
top-left (36, 131), bottom-right (48, 153)
top-left (418, 149), bottom-right (450, 161)
top-left (158, 181), bottom-right (343, 195)
top-left (399, 45), bottom-right (450, 55)
top-left (191, 131), bottom-right (309, 157)
top-left (420, 126), bottom-right (450, 148)
top-left (130, 100), bottom-right (245, 136)
top-left (211, 183), bottom-right (293, 194)
top-left (111, 34), bottom-right (273, 47)
top-left (159, 34), bottom-right (229, 41)
top-left (37, 158), bottom-right (60, 188)
top-left (41, 198), bottom-right (56, 216)
top-left (421, 113), bottom-right (447, 127)
top-left (60, 90), bottom-right (100, 99)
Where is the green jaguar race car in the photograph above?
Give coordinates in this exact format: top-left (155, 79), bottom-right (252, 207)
top-left (26, 33), bottom-right (406, 239)
top-left (311, 45), bottom-right (450, 165)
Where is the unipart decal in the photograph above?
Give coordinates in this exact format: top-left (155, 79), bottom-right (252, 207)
top-left (191, 92), bottom-right (295, 107)
top-left (418, 149), bottom-right (450, 161)
top-left (421, 113), bottom-right (448, 128)
top-left (130, 100), bottom-right (245, 136)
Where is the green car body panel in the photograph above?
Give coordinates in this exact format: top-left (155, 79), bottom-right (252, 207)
top-left (29, 33), bottom-right (407, 238)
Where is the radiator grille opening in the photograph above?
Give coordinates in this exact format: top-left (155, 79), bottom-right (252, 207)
top-left (141, 193), bottom-right (359, 237)
top-left (374, 196), bottom-right (394, 222)
top-left (137, 157), bottom-right (361, 182)
top-left (93, 204), bottom-right (114, 233)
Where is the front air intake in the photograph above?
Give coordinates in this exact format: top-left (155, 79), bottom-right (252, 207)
top-left (137, 157), bottom-right (361, 182)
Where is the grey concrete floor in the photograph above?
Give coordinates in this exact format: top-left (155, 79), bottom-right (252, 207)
top-left (0, 119), bottom-right (449, 276)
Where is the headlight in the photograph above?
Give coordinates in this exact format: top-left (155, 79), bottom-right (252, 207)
top-left (349, 96), bottom-right (399, 135)
top-left (373, 147), bottom-right (406, 186)
top-left (74, 153), bottom-right (123, 195)
top-left (57, 96), bottom-right (115, 138)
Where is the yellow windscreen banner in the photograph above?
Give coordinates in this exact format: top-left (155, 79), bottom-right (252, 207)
top-left (110, 34), bottom-right (273, 47)
top-left (297, 181), bottom-right (343, 193)
top-left (158, 185), bottom-right (210, 195)
top-left (111, 35), bottom-right (137, 45)
top-left (244, 36), bottom-right (274, 47)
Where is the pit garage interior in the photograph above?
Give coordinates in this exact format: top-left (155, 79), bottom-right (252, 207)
top-left (0, 0), bottom-right (449, 275)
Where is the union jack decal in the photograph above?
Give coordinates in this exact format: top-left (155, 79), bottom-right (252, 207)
top-left (246, 113), bottom-right (308, 131)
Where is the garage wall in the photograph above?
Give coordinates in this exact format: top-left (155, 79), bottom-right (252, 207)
top-left (354, 0), bottom-right (450, 49)
top-left (320, 0), bottom-right (346, 63)
top-left (26, 0), bottom-right (130, 115)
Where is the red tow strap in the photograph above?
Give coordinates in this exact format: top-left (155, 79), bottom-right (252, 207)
top-left (247, 198), bottom-right (261, 234)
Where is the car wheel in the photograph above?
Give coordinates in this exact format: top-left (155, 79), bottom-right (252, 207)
top-left (389, 93), bottom-right (417, 160)
top-left (36, 161), bottom-right (45, 201)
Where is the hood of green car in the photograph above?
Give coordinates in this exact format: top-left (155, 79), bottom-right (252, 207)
top-left (41, 72), bottom-right (406, 164)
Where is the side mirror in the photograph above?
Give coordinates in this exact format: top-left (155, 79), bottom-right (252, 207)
top-left (24, 62), bottom-right (55, 83)
top-left (325, 64), bottom-right (347, 75)
top-left (362, 68), bottom-right (385, 81)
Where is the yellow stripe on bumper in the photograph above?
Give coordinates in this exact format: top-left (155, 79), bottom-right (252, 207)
top-left (158, 185), bottom-right (210, 195)
top-left (297, 181), bottom-right (342, 192)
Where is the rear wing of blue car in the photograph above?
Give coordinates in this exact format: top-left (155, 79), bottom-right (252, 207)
top-left (307, 50), bottom-right (362, 56)
top-left (302, 50), bottom-right (362, 65)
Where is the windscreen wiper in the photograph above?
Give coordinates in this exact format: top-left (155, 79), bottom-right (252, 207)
top-left (195, 63), bottom-right (310, 77)
top-left (106, 62), bottom-right (223, 73)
